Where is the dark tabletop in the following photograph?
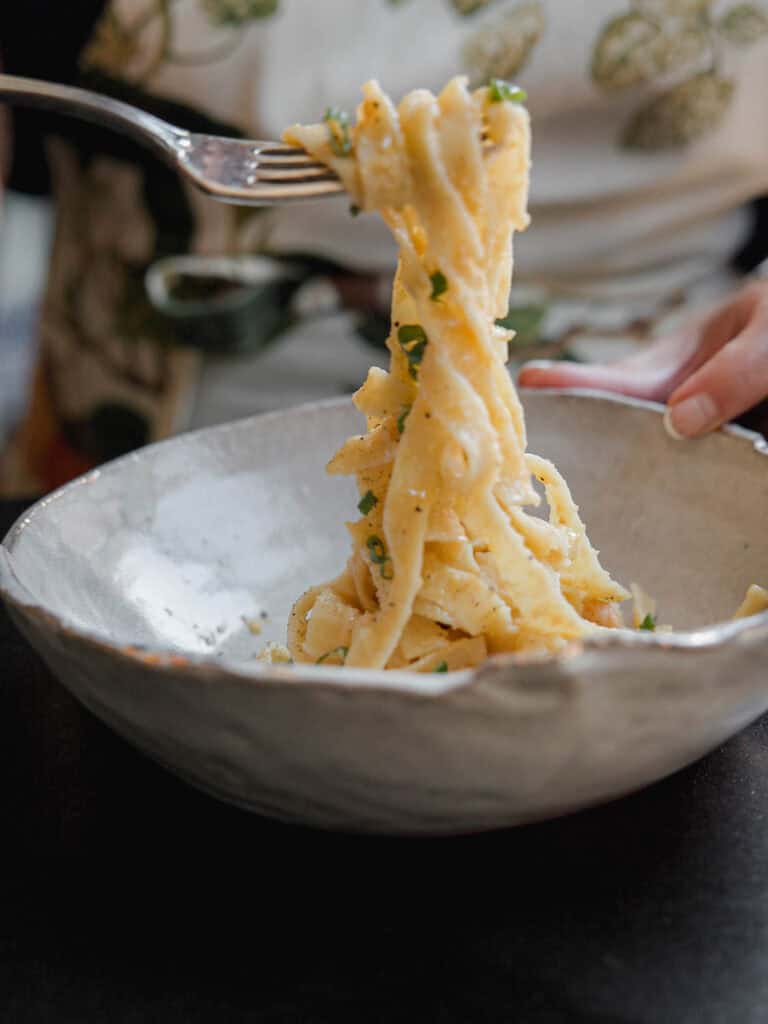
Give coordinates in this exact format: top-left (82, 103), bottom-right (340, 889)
top-left (3, 496), bottom-right (768, 1024)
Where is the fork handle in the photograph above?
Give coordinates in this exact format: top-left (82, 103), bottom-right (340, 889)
top-left (0, 73), bottom-right (183, 162)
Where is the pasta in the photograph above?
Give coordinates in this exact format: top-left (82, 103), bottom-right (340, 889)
top-left (280, 77), bottom-right (629, 672)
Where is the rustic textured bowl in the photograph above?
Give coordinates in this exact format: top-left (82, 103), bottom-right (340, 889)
top-left (2, 392), bottom-right (768, 834)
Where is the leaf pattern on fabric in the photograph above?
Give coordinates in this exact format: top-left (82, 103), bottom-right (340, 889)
top-left (622, 72), bottom-right (734, 148)
top-left (633, 0), bottom-right (713, 14)
top-left (450, 0), bottom-right (497, 14)
top-left (591, 13), bottom-right (666, 90)
top-left (593, 0), bottom-right (768, 148)
top-left (718, 3), bottom-right (768, 44)
top-left (592, 12), bottom-right (710, 91)
top-left (462, 0), bottom-right (544, 85)
top-left (80, 10), bottom-right (143, 73)
top-left (200, 0), bottom-right (278, 26)
top-left (653, 20), bottom-right (710, 66)
top-left (82, 0), bottom-right (281, 82)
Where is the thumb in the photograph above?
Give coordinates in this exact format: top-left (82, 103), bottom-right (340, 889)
top-left (665, 318), bottom-right (768, 438)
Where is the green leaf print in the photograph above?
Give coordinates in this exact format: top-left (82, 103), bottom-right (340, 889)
top-left (591, 12), bottom-right (708, 91)
top-left (652, 22), bottom-right (710, 68)
top-left (80, 10), bottom-right (142, 74)
top-left (591, 13), bottom-right (666, 90)
top-left (201, 0), bottom-right (279, 27)
top-left (462, 1), bottom-right (544, 85)
top-left (622, 72), bottom-right (734, 149)
top-left (451, 0), bottom-right (496, 14)
top-left (718, 3), bottom-right (768, 45)
top-left (596, 0), bottom-right (761, 149)
top-left (632, 0), bottom-right (713, 15)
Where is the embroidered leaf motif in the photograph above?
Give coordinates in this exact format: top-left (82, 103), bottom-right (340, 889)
top-left (451, 0), bottom-right (496, 13)
top-left (592, 9), bottom-right (710, 91)
top-left (718, 3), bottom-right (768, 44)
top-left (462, 1), bottom-right (544, 85)
top-left (591, 14), bottom-right (667, 90)
top-left (201, 0), bottom-right (279, 26)
top-left (633, 0), bottom-right (713, 14)
top-left (80, 11), bottom-right (142, 73)
top-left (622, 73), bottom-right (734, 149)
top-left (652, 23), bottom-right (710, 70)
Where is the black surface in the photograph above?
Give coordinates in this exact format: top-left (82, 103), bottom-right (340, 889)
top-left (0, 1), bottom-right (108, 194)
top-left (3, 497), bottom-right (768, 1024)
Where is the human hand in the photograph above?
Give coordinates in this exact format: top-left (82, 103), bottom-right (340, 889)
top-left (518, 279), bottom-right (768, 439)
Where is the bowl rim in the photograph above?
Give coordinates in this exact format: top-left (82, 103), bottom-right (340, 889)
top-left (2, 389), bottom-right (768, 696)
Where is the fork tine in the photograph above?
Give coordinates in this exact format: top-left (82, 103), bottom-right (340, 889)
top-left (256, 166), bottom-right (338, 182)
top-left (182, 134), bottom-right (344, 204)
top-left (216, 178), bottom-right (344, 205)
top-left (256, 144), bottom-right (332, 170)
top-left (257, 152), bottom-right (327, 169)
top-left (257, 142), bottom-right (308, 156)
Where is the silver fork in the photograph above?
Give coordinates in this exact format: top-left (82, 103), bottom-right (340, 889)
top-left (0, 73), bottom-right (344, 205)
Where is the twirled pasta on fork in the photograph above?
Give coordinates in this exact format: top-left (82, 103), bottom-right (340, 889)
top-left (280, 77), bottom-right (628, 672)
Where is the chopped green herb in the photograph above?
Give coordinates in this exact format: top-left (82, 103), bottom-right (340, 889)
top-left (398, 324), bottom-right (427, 346)
top-left (488, 79), bottom-right (527, 104)
top-left (316, 646), bottom-right (349, 664)
top-left (349, 203), bottom-right (361, 217)
top-left (429, 270), bottom-right (448, 301)
top-left (366, 534), bottom-right (393, 579)
top-left (323, 106), bottom-right (353, 157)
top-left (366, 535), bottom-right (388, 563)
top-left (639, 613), bottom-right (656, 631)
top-left (434, 661), bottom-right (448, 673)
top-left (397, 404), bottom-right (411, 435)
top-left (357, 490), bottom-right (378, 516)
top-left (398, 324), bottom-right (429, 379)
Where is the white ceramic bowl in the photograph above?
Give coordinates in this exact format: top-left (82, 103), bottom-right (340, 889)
top-left (2, 391), bottom-right (768, 834)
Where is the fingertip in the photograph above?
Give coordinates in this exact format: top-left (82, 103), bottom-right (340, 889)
top-left (664, 393), bottom-right (719, 439)
top-left (662, 406), bottom-right (686, 441)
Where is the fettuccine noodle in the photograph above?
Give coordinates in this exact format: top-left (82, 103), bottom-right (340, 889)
top-left (281, 77), bottom-right (629, 672)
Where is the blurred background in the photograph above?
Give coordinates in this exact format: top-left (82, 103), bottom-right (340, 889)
top-left (1, 0), bottom-right (767, 498)
top-left (0, 192), bottom-right (51, 446)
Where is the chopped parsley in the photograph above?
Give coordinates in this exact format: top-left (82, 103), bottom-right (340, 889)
top-left (357, 490), bottom-right (378, 516)
top-left (639, 613), bottom-right (656, 631)
top-left (398, 324), bottom-right (428, 380)
top-left (488, 79), bottom-right (527, 104)
top-left (349, 203), bottom-right (361, 217)
top-left (434, 661), bottom-right (448, 673)
top-left (366, 535), bottom-right (387, 563)
top-left (366, 534), bottom-right (394, 580)
top-left (397, 405), bottom-right (411, 434)
top-left (316, 646), bottom-right (349, 664)
top-left (323, 107), bottom-right (353, 157)
top-left (429, 270), bottom-right (448, 301)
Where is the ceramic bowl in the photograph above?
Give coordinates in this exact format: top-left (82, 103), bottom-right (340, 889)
top-left (2, 391), bottom-right (768, 834)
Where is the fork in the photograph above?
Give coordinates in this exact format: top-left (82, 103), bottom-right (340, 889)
top-left (0, 73), bottom-right (344, 205)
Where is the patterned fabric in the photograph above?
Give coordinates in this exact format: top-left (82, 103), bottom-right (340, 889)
top-left (2, 0), bottom-right (768, 494)
top-left (590, 1), bottom-right (768, 148)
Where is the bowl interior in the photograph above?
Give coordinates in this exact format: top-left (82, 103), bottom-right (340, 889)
top-left (5, 393), bottom-right (768, 662)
